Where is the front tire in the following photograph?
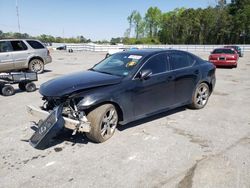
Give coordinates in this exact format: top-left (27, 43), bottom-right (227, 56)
top-left (86, 104), bottom-right (118, 143)
top-left (29, 59), bottom-right (44, 74)
top-left (189, 83), bottom-right (210, 109)
top-left (1, 85), bottom-right (15, 96)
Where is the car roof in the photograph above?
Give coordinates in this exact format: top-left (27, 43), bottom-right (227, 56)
top-left (213, 48), bottom-right (234, 50)
top-left (117, 48), bottom-right (185, 56)
top-left (0, 39), bottom-right (38, 42)
top-left (224, 45), bottom-right (240, 49)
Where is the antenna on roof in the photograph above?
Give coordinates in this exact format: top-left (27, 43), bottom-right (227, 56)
top-left (16, 0), bottom-right (21, 33)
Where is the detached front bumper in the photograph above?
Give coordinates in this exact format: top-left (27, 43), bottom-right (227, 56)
top-left (27, 105), bottom-right (91, 149)
top-left (26, 105), bottom-right (91, 133)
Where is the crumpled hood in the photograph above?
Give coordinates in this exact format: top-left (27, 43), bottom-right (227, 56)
top-left (39, 70), bottom-right (122, 97)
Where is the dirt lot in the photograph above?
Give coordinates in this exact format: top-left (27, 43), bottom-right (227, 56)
top-left (0, 50), bottom-right (250, 188)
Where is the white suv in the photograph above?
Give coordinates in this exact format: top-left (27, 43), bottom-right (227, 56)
top-left (0, 39), bottom-right (52, 73)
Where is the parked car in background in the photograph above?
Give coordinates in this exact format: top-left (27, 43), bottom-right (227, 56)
top-left (224, 45), bottom-right (243, 57)
top-left (0, 39), bottom-right (52, 73)
top-left (209, 48), bottom-right (238, 68)
top-left (105, 47), bottom-right (139, 58)
top-left (56, 45), bottom-right (66, 50)
top-left (27, 49), bottom-right (216, 148)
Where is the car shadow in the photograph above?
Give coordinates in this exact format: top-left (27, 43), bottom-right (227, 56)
top-left (52, 129), bottom-right (89, 146)
top-left (42, 69), bottom-right (53, 73)
top-left (117, 106), bottom-right (187, 131)
top-left (28, 106), bottom-right (187, 150)
top-left (215, 66), bottom-right (234, 69)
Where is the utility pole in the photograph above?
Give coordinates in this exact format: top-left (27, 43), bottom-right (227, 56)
top-left (16, 0), bottom-right (21, 33)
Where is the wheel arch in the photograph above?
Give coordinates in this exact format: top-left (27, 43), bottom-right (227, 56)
top-left (196, 79), bottom-right (213, 94)
top-left (85, 101), bottom-right (124, 122)
top-left (28, 56), bottom-right (44, 65)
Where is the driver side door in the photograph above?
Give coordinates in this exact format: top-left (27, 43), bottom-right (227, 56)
top-left (132, 53), bottom-right (175, 118)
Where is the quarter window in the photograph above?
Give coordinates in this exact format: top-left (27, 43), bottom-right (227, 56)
top-left (27, 40), bottom-right (44, 49)
top-left (169, 53), bottom-right (193, 70)
top-left (10, 41), bottom-right (28, 51)
top-left (141, 53), bottom-right (169, 74)
top-left (0, 41), bottom-right (13, 52)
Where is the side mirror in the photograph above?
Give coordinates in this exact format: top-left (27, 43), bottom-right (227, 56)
top-left (140, 69), bottom-right (152, 80)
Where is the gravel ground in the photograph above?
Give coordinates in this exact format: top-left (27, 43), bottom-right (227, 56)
top-left (0, 50), bottom-right (249, 188)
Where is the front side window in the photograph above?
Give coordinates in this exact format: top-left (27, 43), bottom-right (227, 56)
top-left (169, 53), bottom-right (193, 70)
top-left (27, 40), bottom-right (44, 49)
top-left (0, 41), bottom-right (13, 53)
top-left (92, 53), bottom-right (144, 76)
top-left (10, 41), bottom-right (28, 51)
top-left (141, 53), bottom-right (168, 75)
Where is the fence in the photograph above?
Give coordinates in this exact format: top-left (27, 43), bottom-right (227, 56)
top-left (51, 43), bottom-right (250, 52)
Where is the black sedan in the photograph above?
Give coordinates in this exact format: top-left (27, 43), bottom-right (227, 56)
top-left (28, 49), bottom-right (216, 148)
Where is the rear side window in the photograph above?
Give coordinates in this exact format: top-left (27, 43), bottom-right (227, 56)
top-left (169, 53), bottom-right (193, 70)
top-left (27, 40), bottom-right (44, 49)
top-left (10, 41), bottom-right (27, 51)
top-left (0, 41), bottom-right (13, 53)
top-left (142, 53), bottom-right (169, 74)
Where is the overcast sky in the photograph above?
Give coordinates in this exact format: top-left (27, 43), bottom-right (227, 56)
top-left (0, 0), bottom-right (217, 40)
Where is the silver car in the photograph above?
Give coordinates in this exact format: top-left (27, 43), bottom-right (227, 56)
top-left (0, 39), bottom-right (52, 73)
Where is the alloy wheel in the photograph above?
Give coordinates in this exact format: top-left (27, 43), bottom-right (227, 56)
top-left (195, 84), bottom-right (209, 108)
top-left (100, 108), bottom-right (118, 138)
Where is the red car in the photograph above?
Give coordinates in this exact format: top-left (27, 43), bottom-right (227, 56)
top-left (209, 48), bottom-right (238, 68)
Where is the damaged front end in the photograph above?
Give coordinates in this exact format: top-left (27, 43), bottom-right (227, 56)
top-left (27, 97), bottom-right (91, 149)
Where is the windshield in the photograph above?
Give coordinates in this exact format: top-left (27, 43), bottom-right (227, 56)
top-left (92, 53), bottom-right (143, 76)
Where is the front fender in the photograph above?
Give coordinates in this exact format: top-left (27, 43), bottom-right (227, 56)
top-left (76, 92), bottom-right (121, 111)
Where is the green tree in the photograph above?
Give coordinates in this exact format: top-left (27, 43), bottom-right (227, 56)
top-left (126, 10), bottom-right (144, 39)
top-left (145, 7), bottom-right (162, 37)
top-left (132, 11), bottom-right (143, 39)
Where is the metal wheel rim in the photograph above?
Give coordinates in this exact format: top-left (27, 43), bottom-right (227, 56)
top-left (4, 87), bottom-right (13, 95)
top-left (27, 84), bottom-right (35, 91)
top-left (30, 60), bottom-right (42, 72)
top-left (195, 84), bottom-right (209, 107)
top-left (100, 108), bottom-right (118, 138)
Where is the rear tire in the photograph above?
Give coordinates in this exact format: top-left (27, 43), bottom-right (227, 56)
top-left (86, 104), bottom-right (118, 143)
top-left (105, 53), bottom-right (110, 58)
top-left (29, 59), bottom-right (44, 74)
top-left (25, 82), bottom-right (36, 92)
top-left (1, 85), bottom-right (15, 96)
top-left (189, 83), bottom-right (210, 109)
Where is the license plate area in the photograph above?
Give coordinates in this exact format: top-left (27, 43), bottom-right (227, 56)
top-left (218, 57), bottom-right (226, 60)
top-left (29, 106), bottom-right (64, 149)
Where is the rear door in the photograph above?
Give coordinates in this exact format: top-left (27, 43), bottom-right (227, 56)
top-left (168, 52), bottom-right (200, 105)
top-left (0, 41), bottom-right (14, 72)
top-left (10, 40), bottom-right (29, 69)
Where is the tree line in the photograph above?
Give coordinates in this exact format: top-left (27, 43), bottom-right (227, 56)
top-left (1, 0), bottom-right (249, 45)
top-left (123, 0), bottom-right (250, 44)
top-left (0, 31), bottom-right (91, 43)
